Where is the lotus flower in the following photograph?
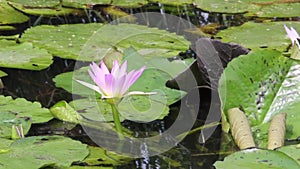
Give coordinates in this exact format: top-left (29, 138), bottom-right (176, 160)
top-left (76, 60), bottom-right (150, 99)
top-left (284, 25), bottom-right (300, 49)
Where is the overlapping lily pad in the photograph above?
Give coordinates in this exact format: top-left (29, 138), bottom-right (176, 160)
top-left (0, 95), bottom-right (53, 123)
top-left (0, 111), bottom-right (31, 138)
top-left (216, 22), bottom-right (300, 51)
top-left (0, 135), bottom-right (89, 168)
top-left (0, 40), bottom-right (53, 70)
top-left (0, 2), bottom-right (29, 24)
top-left (214, 148), bottom-right (300, 169)
top-left (7, 0), bottom-right (83, 16)
top-left (62, 0), bottom-right (111, 8)
top-left (195, 0), bottom-right (300, 17)
top-left (0, 70), bottom-right (7, 77)
top-left (21, 23), bottom-right (190, 61)
top-left (219, 49), bottom-right (300, 147)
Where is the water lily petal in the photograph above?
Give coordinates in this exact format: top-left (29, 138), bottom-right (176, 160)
top-left (284, 25), bottom-right (300, 46)
top-left (111, 60), bottom-right (120, 78)
top-left (126, 91), bottom-right (157, 96)
top-left (75, 79), bottom-right (104, 96)
top-left (104, 74), bottom-right (114, 96)
top-left (112, 75), bottom-right (126, 97)
top-left (99, 61), bottom-right (110, 74)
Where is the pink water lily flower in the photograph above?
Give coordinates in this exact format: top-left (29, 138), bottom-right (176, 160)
top-left (284, 25), bottom-right (300, 49)
top-left (76, 60), bottom-right (151, 99)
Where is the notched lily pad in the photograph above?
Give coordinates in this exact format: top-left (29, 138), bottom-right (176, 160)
top-left (0, 135), bottom-right (89, 168)
top-left (0, 2), bottom-right (29, 24)
top-left (0, 95), bottom-right (53, 123)
top-left (0, 111), bottom-right (31, 139)
top-left (7, 0), bottom-right (83, 16)
top-left (216, 22), bottom-right (300, 51)
top-left (0, 40), bottom-right (53, 70)
top-left (22, 23), bottom-right (190, 61)
top-left (195, 0), bottom-right (300, 17)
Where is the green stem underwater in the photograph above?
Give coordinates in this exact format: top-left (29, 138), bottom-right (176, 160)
top-left (110, 103), bottom-right (124, 140)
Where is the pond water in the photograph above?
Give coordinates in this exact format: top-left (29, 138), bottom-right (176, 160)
top-left (0, 1), bottom-right (299, 169)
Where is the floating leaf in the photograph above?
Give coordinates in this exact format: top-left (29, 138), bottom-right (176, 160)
top-left (62, 0), bottom-right (111, 8)
top-left (7, 0), bottom-right (83, 16)
top-left (195, 0), bottom-right (300, 17)
top-left (0, 40), bottom-right (53, 70)
top-left (82, 146), bottom-right (133, 166)
top-left (0, 111), bottom-right (31, 139)
top-left (216, 22), bottom-right (300, 51)
top-left (214, 148), bottom-right (300, 169)
top-left (0, 136), bottom-right (89, 168)
top-left (0, 2), bottom-right (29, 24)
top-left (278, 144), bottom-right (300, 165)
top-left (0, 70), bottom-right (7, 77)
top-left (149, 0), bottom-right (193, 6)
top-left (21, 23), bottom-right (190, 61)
top-left (219, 49), bottom-right (300, 148)
top-left (0, 95), bottom-right (53, 123)
top-left (49, 100), bottom-right (80, 124)
top-left (111, 0), bottom-right (148, 7)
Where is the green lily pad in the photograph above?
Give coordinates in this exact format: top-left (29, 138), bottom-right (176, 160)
top-left (68, 95), bottom-right (170, 123)
top-left (219, 49), bottom-right (300, 147)
top-left (216, 22), bottom-right (300, 51)
top-left (7, 0), bottom-right (82, 16)
top-left (0, 135), bottom-right (89, 168)
top-left (0, 40), bottom-right (53, 70)
top-left (0, 111), bottom-right (31, 139)
top-left (0, 138), bottom-right (12, 153)
top-left (0, 26), bottom-right (16, 31)
top-left (82, 146), bottom-right (132, 166)
top-left (111, 0), bottom-right (148, 7)
top-left (0, 2), bottom-right (29, 24)
top-left (278, 144), bottom-right (300, 165)
top-left (250, 2), bottom-right (300, 18)
top-left (149, 0), bottom-right (193, 6)
top-left (21, 23), bottom-right (190, 61)
top-left (0, 95), bottom-right (53, 123)
top-left (0, 70), bottom-right (7, 77)
top-left (49, 100), bottom-right (80, 124)
top-left (214, 148), bottom-right (300, 169)
top-left (62, 0), bottom-right (111, 8)
top-left (195, 0), bottom-right (300, 17)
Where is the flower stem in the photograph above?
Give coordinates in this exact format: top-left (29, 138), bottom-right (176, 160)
top-left (110, 103), bottom-right (124, 140)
